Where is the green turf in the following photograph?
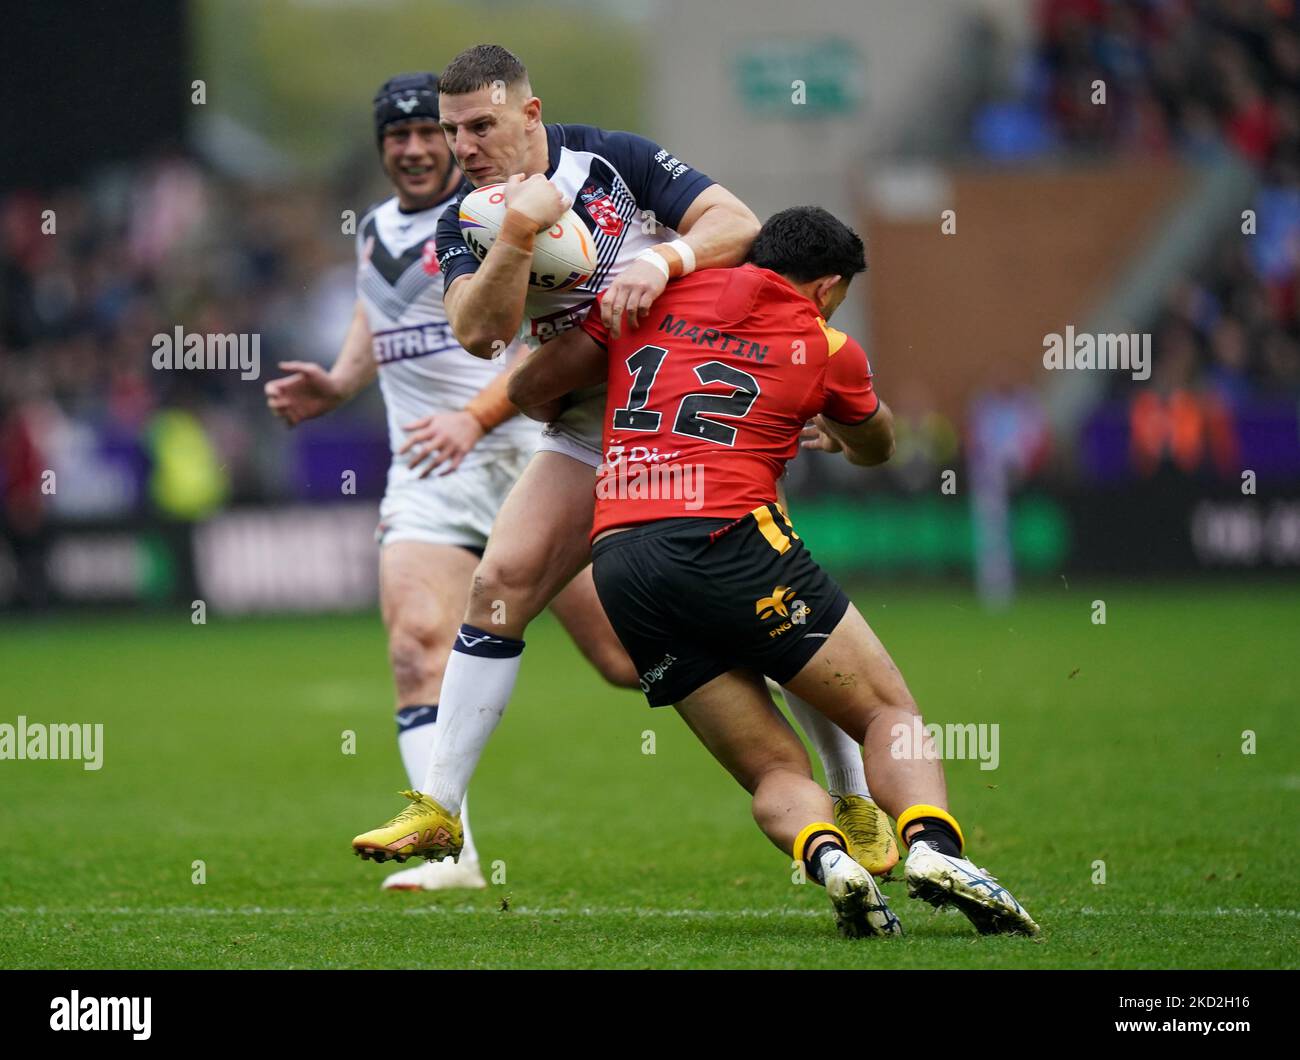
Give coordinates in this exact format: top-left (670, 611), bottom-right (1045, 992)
top-left (0, 583), bottom-right (1296, 969)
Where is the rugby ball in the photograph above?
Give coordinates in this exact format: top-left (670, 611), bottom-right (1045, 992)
top-left (458, 182), bottom-right (596, 292)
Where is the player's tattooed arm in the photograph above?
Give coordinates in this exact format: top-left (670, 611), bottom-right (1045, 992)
top-left (601, 184), bottom-right (760, 340)
top-left (506, 327), bottom-right (606, 421)
top-left (444, 174), bottom-right (571, 358)
top-left (264, 301), bottom-right (376, 427)
top-left (819, 402), bottom-right (896, 467)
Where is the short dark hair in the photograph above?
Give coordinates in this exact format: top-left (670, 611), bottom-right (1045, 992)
top-left (747, 206), bottom-right (867, 284)
top-left (439, 44), bottom-right (529, 96)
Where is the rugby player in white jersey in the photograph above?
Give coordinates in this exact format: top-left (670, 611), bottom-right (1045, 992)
top-left (352, 47), bottom-right (899, 877)
top-left (266, 73), bottom-right (638, 891)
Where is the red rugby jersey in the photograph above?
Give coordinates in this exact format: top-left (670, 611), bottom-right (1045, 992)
top-left (582, 263), bottom-right (878, 538)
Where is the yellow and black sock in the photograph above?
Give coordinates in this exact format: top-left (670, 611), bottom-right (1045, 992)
top-left (908, 821), bottom-right (962, 857)
top-left (793, 822), bottom-right (849, 885)
top-left (897, 804), bottom-right (966, 858)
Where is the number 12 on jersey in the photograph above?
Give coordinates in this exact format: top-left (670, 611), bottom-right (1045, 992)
top-left (612, 344), bottom-right (761, 447)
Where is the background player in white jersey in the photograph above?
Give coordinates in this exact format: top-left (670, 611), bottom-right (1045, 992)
top-left (352, 47), bottom-right (898, 878)
top-left (266, 73), bottom-right (637, 891)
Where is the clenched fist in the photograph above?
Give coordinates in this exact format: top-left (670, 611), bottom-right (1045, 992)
top-left (502, 172), bottom-right (571, 231)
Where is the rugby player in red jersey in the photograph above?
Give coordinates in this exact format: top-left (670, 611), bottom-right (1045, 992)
top-left (508, 206), bottom-right (1039, 938)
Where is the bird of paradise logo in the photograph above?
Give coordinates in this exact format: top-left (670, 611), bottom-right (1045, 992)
top-left (755, 585), bottom-right (798, 620)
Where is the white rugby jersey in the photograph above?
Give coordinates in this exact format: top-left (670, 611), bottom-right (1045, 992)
top-left (356, 192), bottom-right (539, 478)
top-left (436, 124), bottom-right (715, 451)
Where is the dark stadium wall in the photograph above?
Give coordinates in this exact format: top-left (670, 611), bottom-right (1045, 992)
top-left (861, 162), bottom-right (1189, 425)
top-left (1, 0), bottom-right (190, 190)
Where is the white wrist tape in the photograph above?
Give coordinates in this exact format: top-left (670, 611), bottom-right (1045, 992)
top-left (637, 248), bottom-right (671, 279)
top-left (666, 238), bottom-right (696, 275)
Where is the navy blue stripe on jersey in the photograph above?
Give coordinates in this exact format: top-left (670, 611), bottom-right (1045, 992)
top-left (359, 263), bottom-right (437, 322)
top-left (364, 214), bottom-right (427, 286)
top-left (453, 623), bottom-right (525, 658)
top-left (357, 198), bottom-right (455, 319)
top-left (547, 124), bottom-right (714, 232)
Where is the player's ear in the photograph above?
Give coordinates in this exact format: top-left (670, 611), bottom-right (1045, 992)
top-left (521, 94), bottom-right (543, 130)
top-left (815, 274), bottom-right (843, 311)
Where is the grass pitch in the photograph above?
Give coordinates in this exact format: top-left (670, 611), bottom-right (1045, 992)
top-left (0, 582), bottom-right (1296, 969)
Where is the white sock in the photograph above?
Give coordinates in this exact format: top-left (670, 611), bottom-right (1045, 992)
top-left (458, 791), bottom-right (478, 864)
top-left (397, 704), bottom-right (478, 862)
top-left (781, 686), bottom-right (871, 798)
top-left (397, 705), bottom-right (438, 789)
top-left (421, 624), bottom-right (525, 813)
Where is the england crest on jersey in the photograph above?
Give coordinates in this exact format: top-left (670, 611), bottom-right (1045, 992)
top-left (580, 184), bottom-right (625, 237)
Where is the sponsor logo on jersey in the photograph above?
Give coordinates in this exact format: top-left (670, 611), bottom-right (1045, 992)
top-left (639, 652), bottom-right (677, 693)
top-left (603, 444), bottom-right (682, 466)
top-left (529, 302), bottom-right (592, 342)
top-left (372, 323), bottom-right (459, 365)
top-left (652, 148), bottom-right (691, 180)
top-left (437, 242), bottom-right (472, 272)
top-left (421, 238), bottom-right (440, 276)
top-left (756, 585), bottom-right (811, 637)
top-left (529, 268), bottom-right (588, 291)
top-left (756, 585), bottom-right (798, 620)
top-left (580, 183), bottom-right (625, 237)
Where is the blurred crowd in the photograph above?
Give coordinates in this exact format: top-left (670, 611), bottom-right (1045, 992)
top-left (978, 0), bottom-right (1300, 164)
top-left (1032, 0), bottom-right (1300, 165)
top-left (0, 156), bottom-right (363, 535)
top-left (1036, 0), bottom-right (1300, 397)
top-left (971, 0), bottom-right (1300, 481)
top-left (1070, 2), bottom-right (1300, 393)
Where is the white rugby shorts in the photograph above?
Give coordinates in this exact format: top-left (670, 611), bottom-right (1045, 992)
top-left (376, 448), bottom-right (533, 551)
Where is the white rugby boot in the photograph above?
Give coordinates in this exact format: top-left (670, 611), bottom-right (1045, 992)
top-left (904, 840), bottom-right (1039, 936)
top-left (821, 846), bottom-right (903, 938)
top-left (382, 856), bottom-right (487, 892)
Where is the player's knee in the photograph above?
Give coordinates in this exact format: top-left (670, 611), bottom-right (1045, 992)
top-left (743, 746), bottom-right (812, 796)
top-left (388, 618), bottom-right (452, 696)
top-left (871, 688), bottom-right (920, 725)
top-left (855, 690), bottom-right (920, 747)
top-left (465, 556), bottom-right (556, 637)
top-left (467, 558), bottom-right (547, 629)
